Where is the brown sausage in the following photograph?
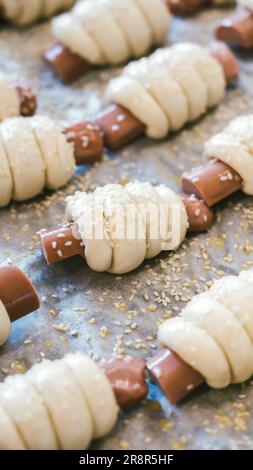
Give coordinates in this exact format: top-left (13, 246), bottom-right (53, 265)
top-left (209, 40), bottom-right (240, 83)
top-left (102, 356), bottom-right (148, 409)
top-left (16, 86), bottom-right (37, 117)
top-left (95, 104), bottom-right (145, 150)
top-left (39, 225), bottom-right (84, 265)
top-left (0, 265), bottom-right (40, 322)
top-left (215, 9), bottom-right (253, 49)
top-left (182, 194), bottom-right (214, 232)
top-left (182, 159), bottom-right (242, 207)
top-left (44, 43), bottom-right (91, 84)
top-left (166, 0), bottom-right (208, 17)
top-left (147, 348), bottom-right (204, 404)
top-left (64, 121), bottom-right (104, 165)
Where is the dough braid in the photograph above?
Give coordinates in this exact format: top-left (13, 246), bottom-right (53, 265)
top-left (0, 353), bottom-right (119, 450)
top-left (0, 115), bottom-right (75, 207)
top-left (0, 0), bottom-right (75, 25)
top-left (158, 270), bottom-right (253, 389)
top-left (65, 182), bottom-right (189, 274)
top-left (107, 42), bottom-right (226, 139)
top-left (52, 0), bottom-right (171, 65)
top-left (204, 115), bottom-right (253, 195)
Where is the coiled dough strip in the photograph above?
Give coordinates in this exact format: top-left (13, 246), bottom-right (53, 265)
top-left (27, 359), bottom-right (94, 450)
top-left (73, 1), bottom-right (129, 65)
top-left (170, 43), bottom-right (225, 108)
top-left (0, 404), bottom-right (26, 450)
top-left (31, 115), bottom-right (75, 190)
top-left (1, 117), bottom-right (45, 201)
top-left (210, 275), bottom-right (253, 343)
top-left (65, 354), bottom-right (119, 439)
top-left (104, 0), bottom-right (153, 58)
top-left (124, 58), bottom-right (188, 132)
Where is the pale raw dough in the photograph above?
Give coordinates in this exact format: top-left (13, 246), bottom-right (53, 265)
top-left (28, 359), bottom-right (94, 450)
top-left (0, 374), bottom-right (58, 450)
top-left (106, 76), bottom-right (169, 139)
top-left (158, 272), bottom-right (253, 389)
top-left (237, 0), bottom-right (253, 10)
top-left (204, 115), bottom-right (253, 195)
top-left (52, 0), bottom-right (171, 64)
top-left (0, 354), bottom-right (118, 450)
top-left (0, 115), bottom-right (76, 206)
top-left (104, 0), bottom-right (153, 58)
top-left (65, 354), bottom-right (119, 439)
top-left (0, 0), bottom-right (75, 24)
top-left (0, 403), bottom-right (26, 450)
top-left (182, 292), bottom-right (253, 383)
top-left (210, 275), bottom-right (253, 343)
top-left (51, 13), bottom-right (104, 64)
top-left (31, 115), bottom-right (75, 190)
top-left (0, 136), bottom-right (13, 207)
top-left (135, 0), bottom-right (171, 44)
top-left (170, 43), bottom-right (225, 108)
top-left (124, 57), bottom-right (188, 132)
top-left (108, 43), bottom-right (225, 138)
top-left (0, 72), bottom-right (20, 122)
top-left (0, 117), bottom-right (46, 201)
top-left (0, 300), bottom-right (11, 347)
top-left (73, 1), bottom-right (130, 64)
top-left (65, 182), bottom-right (188, 274)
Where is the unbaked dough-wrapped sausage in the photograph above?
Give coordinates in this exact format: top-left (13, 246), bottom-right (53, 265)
top-left (106, 42), bottom-right (226, 139)
top-left (65, 182), bottom-right (189, 274)
top-left (158, 271), bottom-right (253, 389)
top-left (0, 353), bottom-right (119, 450)
top-left (51, 0), bottom-right (171, 65)
top-left (0, 115), bottom-right (75, 207)
top-left (204, 115), bottom-right (253, 195)
top-left (0, 0), bottom-right (75, 25)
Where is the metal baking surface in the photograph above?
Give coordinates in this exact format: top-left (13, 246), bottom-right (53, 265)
top-left (0, 8), bottom-right (253, 450)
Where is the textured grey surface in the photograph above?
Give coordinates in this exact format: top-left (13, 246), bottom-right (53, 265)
top-left (0, 7), bottom-right (253, 450)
